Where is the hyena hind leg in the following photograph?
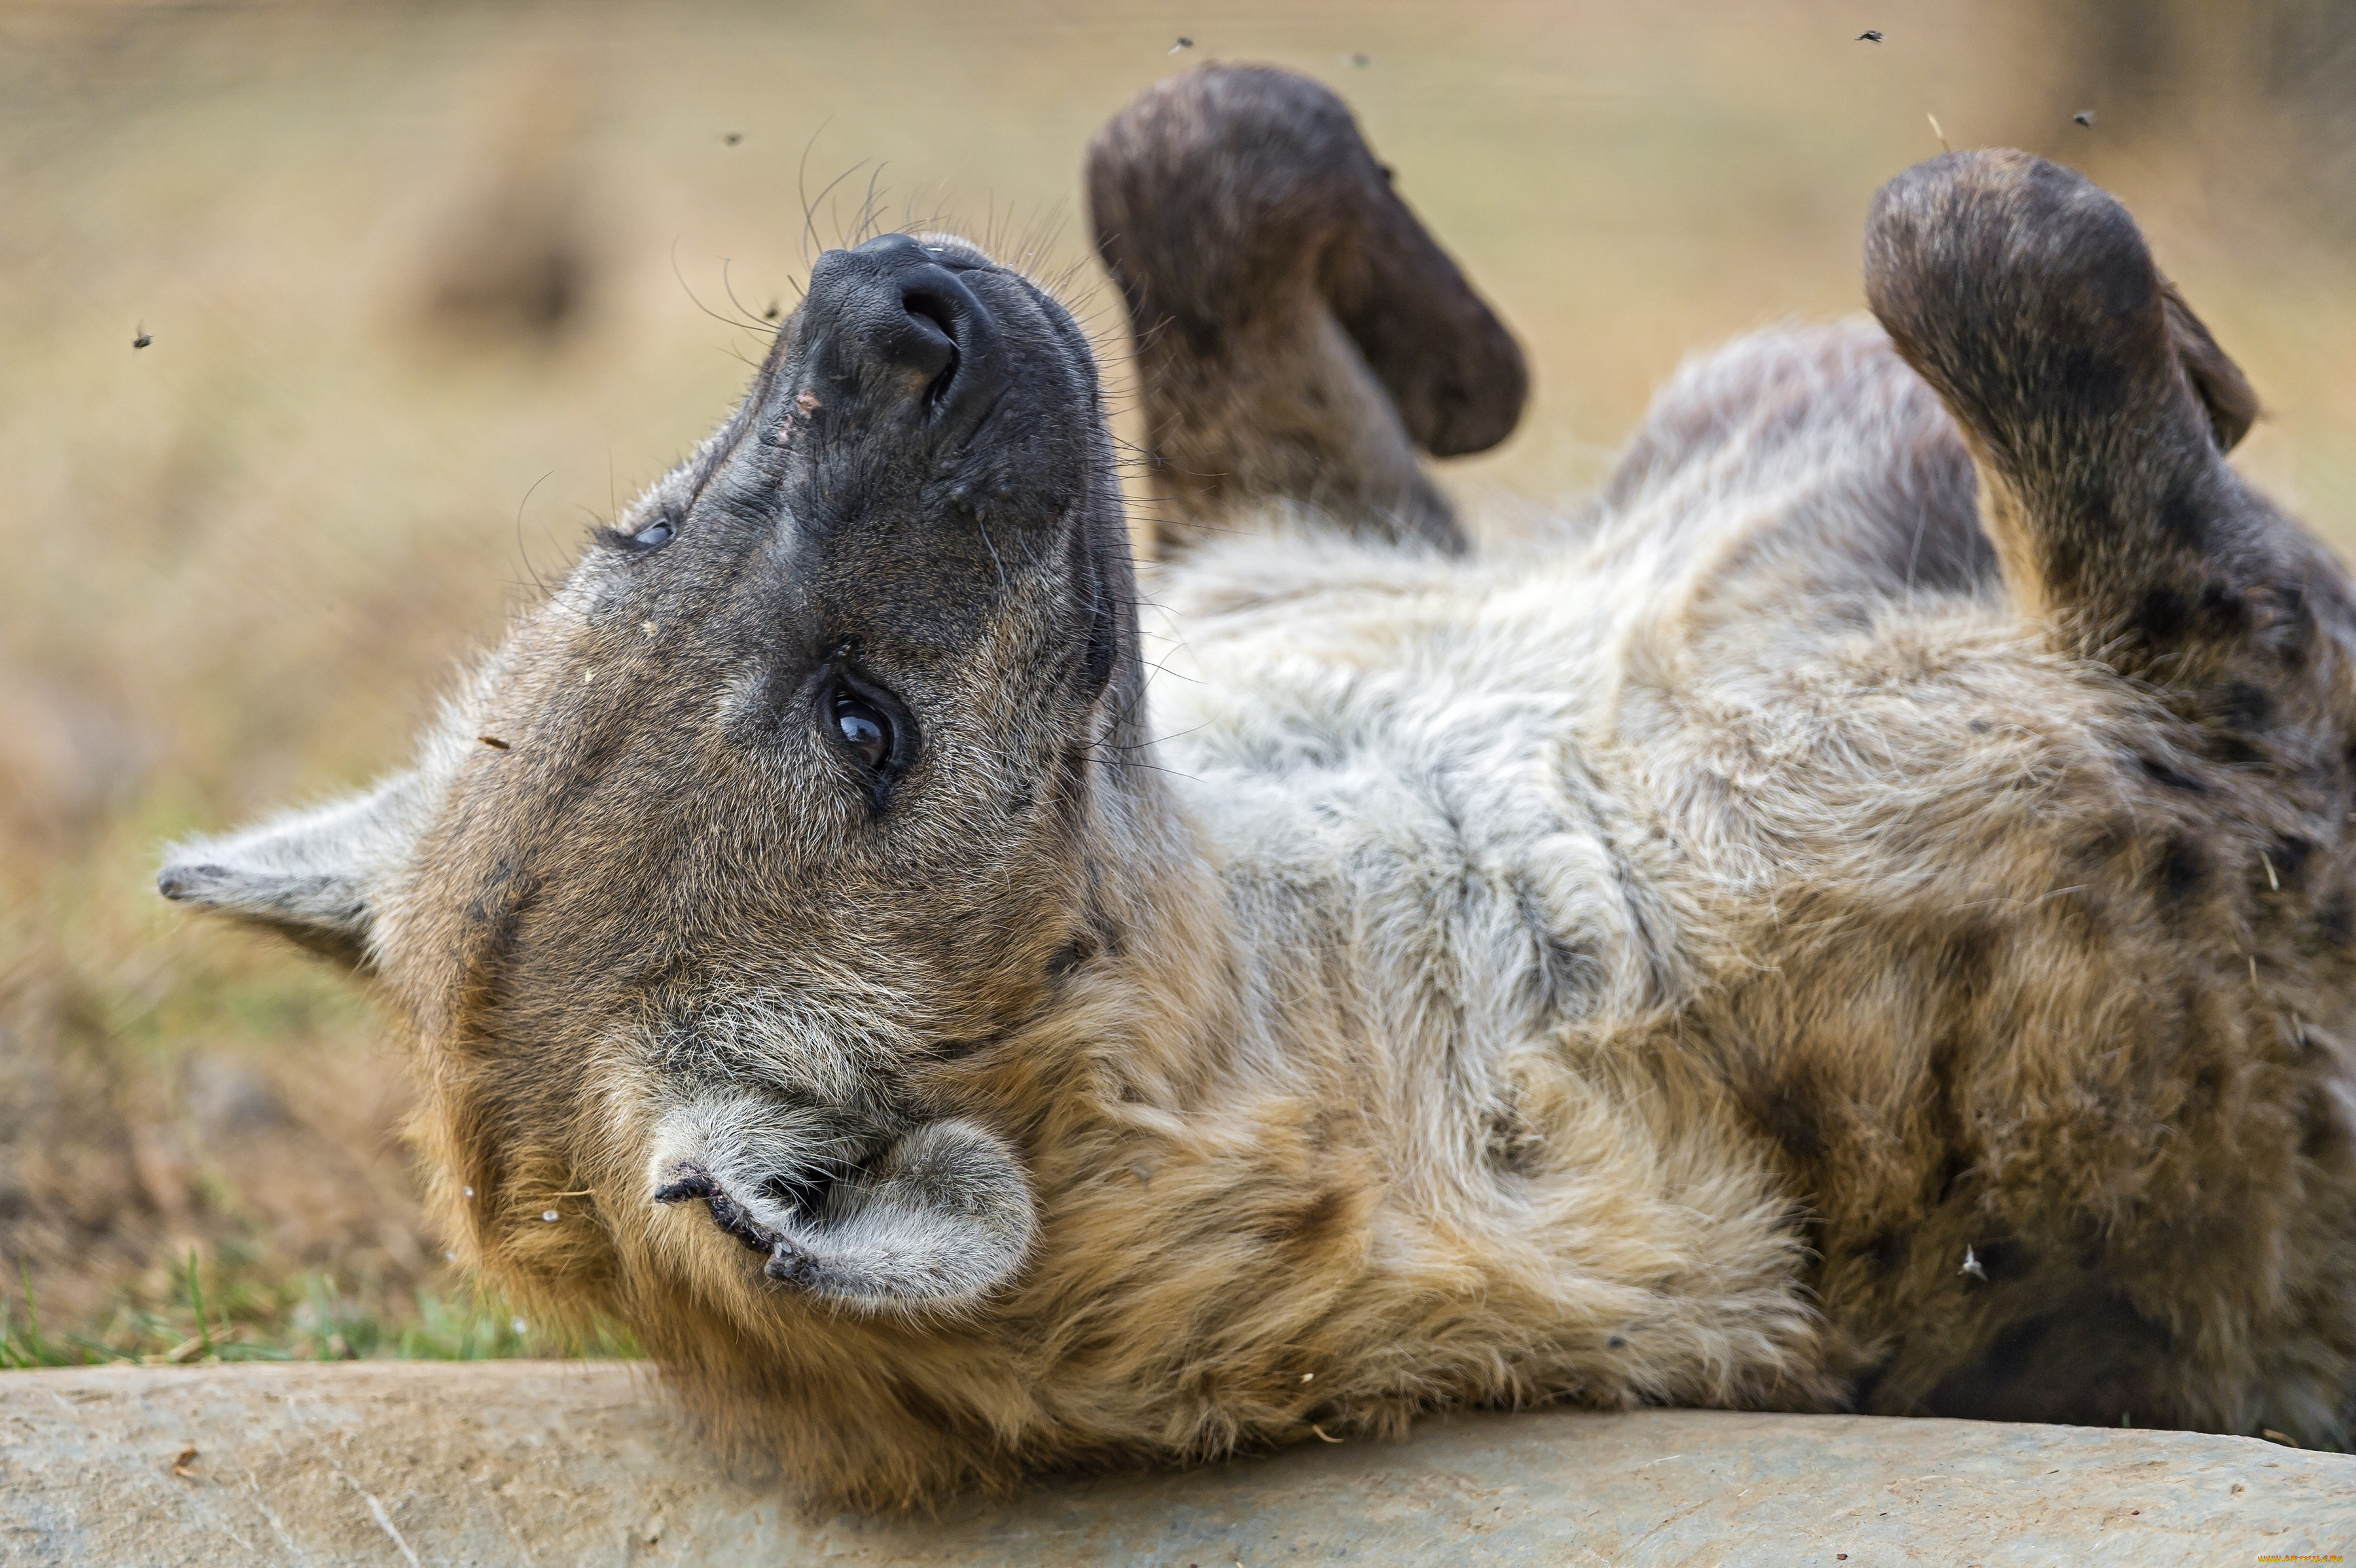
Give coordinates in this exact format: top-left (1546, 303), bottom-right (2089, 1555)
top-left (1861, 147), bottom-right (2356, 1446)
top-left (1086, 63), bottom-right (1527, 559)
top-left (1863, 147), bottom-right (2345, 700)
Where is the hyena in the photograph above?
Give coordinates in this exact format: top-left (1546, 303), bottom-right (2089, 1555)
top-left (159, 65), bottom-right (2356, 1505)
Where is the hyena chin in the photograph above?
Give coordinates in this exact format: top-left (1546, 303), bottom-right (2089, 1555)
top-left (161, 64), bottom-right (2356, 1505)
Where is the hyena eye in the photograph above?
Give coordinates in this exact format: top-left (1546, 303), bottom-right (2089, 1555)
top-left (830, 687), bottom-right (893, 772)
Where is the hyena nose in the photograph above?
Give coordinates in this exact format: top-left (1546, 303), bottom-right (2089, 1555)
top-left (800, 234), bottom-right (1004, 429)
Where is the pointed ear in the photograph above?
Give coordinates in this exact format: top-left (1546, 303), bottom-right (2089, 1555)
top-left (156, 772), bottom-right (433, 969)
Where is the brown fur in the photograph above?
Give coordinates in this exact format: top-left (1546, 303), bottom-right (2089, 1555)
top-left (158, 68), bottom-right (2356, 1506)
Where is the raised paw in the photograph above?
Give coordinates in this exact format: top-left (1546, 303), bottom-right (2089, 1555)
top-left (1863, 149), bottom-right (2328, 686)
top-left (1087, 63), bottom-right (1526, 555)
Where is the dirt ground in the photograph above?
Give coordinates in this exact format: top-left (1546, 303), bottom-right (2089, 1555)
top-left (7, 1363), bottom-right (2350, 1562)
top-left (5, 0), bottom-right (2356, 1359)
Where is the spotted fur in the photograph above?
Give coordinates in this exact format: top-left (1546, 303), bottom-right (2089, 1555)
top-left (157, 67), bottom-right (2356, 1506)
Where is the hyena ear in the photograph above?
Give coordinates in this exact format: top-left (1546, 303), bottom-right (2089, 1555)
top-left (783, 1119), bottom-right (1039, 1305)
top-left (156, 772), bottom-right (432, 969)
top-left (2162, 280), bottom-right (2260, 453)
top-left (655, 1112), bottom-right (1038, 1308)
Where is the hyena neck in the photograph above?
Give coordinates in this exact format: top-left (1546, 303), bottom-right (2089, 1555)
top-left (1056, 751), bottom-right (1510, 1132)
top-left (1049, 779), bottom-right (1257, 1108)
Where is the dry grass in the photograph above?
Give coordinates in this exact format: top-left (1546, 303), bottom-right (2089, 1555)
top-left (3, 0), bottom-right (2353, 1361)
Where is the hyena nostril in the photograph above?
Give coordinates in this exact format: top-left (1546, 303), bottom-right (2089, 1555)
top-left (902, 289), bottom-right (962, 408)
top-left (800, 233), bottom-right (1004, 427)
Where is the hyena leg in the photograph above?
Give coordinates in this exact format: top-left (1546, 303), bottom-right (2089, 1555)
top-left (1864, 149), bottom-right (2334, 709)
top-left (1865, 152), bottom-right (2356, 1440)
top-left (1086, 64), bottom-right (1527, 558)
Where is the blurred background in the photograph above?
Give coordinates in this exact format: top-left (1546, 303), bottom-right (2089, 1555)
top-left (5, 0), bottom-right (2356, 1364)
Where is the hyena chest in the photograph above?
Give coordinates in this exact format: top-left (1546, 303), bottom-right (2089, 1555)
top-left (1154, 571), bottom-right (1673, 1074)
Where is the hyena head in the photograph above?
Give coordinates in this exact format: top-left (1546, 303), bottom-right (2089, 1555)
top-left (158, 232), bottom-right (1146, 1323)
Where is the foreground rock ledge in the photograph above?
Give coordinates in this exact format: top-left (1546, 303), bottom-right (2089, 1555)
top-left (1, 1363), bottom-right (2348, 1565)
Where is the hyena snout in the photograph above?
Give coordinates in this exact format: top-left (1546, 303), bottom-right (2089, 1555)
top-left (799, 233), bottom-right (1010, 436)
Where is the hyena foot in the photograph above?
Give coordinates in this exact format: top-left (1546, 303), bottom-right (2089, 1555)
top-left (1087, 63), bottom-right (1526, 558)
top-left (1863, 149), bottom-right (2339, 705)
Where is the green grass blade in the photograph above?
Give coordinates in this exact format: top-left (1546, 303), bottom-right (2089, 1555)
top-left (187, 1250), bottom-right (213, 1361)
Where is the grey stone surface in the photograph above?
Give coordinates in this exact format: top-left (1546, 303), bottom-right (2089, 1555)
top-left (1, 1361), bottom-right (2349, 1565)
